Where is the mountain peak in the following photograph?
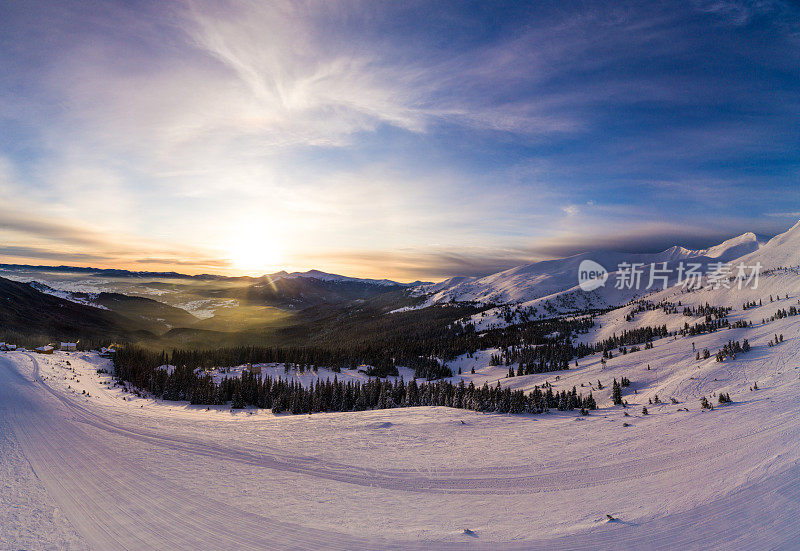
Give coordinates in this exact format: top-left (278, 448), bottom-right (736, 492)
top-left (685, 219), bottom-right (800, 271)
top-left (266, 269), bottom-right (410, 287)
top-left (700, 231), bottom-right (760, 260)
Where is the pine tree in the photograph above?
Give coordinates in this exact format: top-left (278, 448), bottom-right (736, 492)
top-left (231, 384), bottom-right (245, 409)
top-left (612, 378), bottom-right (622, 405)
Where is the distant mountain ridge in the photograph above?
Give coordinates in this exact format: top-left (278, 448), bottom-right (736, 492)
top-left (264, 269), bottom-right (425, 287)
top-left (0, 264), bottom-right (421, 287)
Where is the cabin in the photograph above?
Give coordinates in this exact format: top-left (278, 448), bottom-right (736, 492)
top-left (0, 343), bottom-right (16, 351)
top-left (61, 342), bottom-right (78, 352)
top-left (244, 364), bottom-right (262, 374)
top-left (35, 345), bottom-right (54, 354)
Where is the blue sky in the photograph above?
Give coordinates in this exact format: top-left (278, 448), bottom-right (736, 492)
top-left (0, 0), bottom-right (798, 280)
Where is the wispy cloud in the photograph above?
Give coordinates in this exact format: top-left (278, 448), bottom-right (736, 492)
top-left (0, 246), bottom-right (114, 263)
top-left (765, 211), bottom-right (800, 218)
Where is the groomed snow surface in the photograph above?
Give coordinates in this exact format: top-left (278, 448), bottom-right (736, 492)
top-left (3, 298), bottom-right (800, 550)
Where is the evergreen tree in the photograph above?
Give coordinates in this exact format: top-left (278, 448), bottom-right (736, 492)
top-left (231, 384), bottom-right (245, 409)
top-left (611, 378), bottom-right (622, 405)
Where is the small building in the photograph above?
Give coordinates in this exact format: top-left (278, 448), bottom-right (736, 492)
top-left (0, 343), bottom-right (16, 351)
top-left (60, 342), bottom-right (78, 352)
top-left (244, 363), bottom-right (262, 374)
top-left (35, 345), bottom-right (54, 354)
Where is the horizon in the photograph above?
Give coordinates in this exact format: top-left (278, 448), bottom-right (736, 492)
top-left (2, 1), bottom-right (799, 280)
top-left (0, 219), bottom-right (795, 284)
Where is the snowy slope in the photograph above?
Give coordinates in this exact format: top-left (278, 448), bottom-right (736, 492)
top-left (733, 219), bottom-right (800, 270)
top-left (699, 231), bottom-right (761, 259)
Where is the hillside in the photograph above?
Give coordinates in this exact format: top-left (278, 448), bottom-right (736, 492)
top-left (28, 282), bottom-right (199, 334)
top-left (242, 274), bottom-right (409, 309)
top-left (0, 277), bottom-right (150, 341)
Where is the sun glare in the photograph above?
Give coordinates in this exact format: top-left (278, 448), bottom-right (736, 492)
top-left (229, 225), bottom-right (283, 275)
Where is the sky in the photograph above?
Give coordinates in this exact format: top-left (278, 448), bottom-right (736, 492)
top-left (0, 0), bottom-right (799, 282)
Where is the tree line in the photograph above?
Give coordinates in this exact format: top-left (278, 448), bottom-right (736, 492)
top-left (114, 348), bottom-right (598, 415)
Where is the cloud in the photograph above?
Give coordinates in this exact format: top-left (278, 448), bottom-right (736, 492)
top-left (182, 1), bottom-right (434, 139)
top-left (304, 247), bottom-right (538, 281)
top-left (0, 209), bottom-right (118, 249)
top-left (692, 0), bottom-right (787, 26)
top-left (765, 211), bottom-right (800, 218)
top-left (297, 219), bottom-right (759, 281)
top-left (0, 209), bottom-right (232, 273)
top-left (134, 257), bottom-right (232, 268)
top-left (0, 245), bottom-right (114, 263)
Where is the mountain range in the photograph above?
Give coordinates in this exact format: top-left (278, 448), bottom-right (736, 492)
top-left (415, 222), bottom-right (800, 311)
top-left (2, 220), bottom-right (799, 345)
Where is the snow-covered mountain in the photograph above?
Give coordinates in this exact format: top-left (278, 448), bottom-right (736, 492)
top-left (415, 224), bottom-right (793, 313)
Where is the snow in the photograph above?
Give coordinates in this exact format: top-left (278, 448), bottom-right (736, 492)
top-left (0, 411), bottom-right (87, 550)
top-left (4, 296), bottom-right (800, 549)
top-left (734, 219), bottom-right (800, 270)
top-left (27, 281), bottom-right (110, 309)
top-left (700, 231), bottom-right (761, 259)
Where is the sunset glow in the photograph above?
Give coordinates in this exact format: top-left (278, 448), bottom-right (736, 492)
top-left (228, 222), bottom-right (284, 275)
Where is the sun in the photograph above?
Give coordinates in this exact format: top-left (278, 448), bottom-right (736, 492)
top-left (229, 225), bottom-right (284, 275)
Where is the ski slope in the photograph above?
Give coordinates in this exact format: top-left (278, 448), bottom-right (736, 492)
top-left (3, 305), bottom-right (800, 551)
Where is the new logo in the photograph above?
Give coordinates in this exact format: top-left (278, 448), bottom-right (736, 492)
top-left (578, 259), bottom-right (608, 292)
